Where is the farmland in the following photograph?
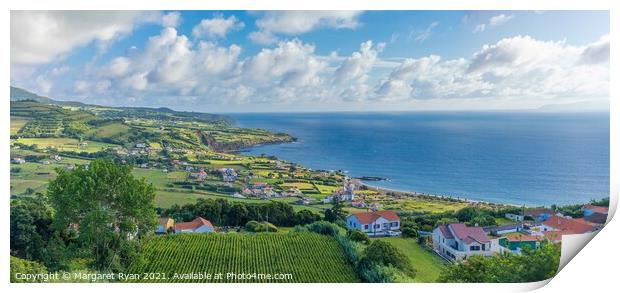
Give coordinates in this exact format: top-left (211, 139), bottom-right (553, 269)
top-left (128, 232), bottom-right (359, 283)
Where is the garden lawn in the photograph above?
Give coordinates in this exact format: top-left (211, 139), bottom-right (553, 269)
top-left (379, 237), bottom-right (445, 283)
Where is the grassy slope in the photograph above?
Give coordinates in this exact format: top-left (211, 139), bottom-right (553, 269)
top-left (379, 237), bottom-right (445, 283)
top-left (129, 232), bottom-right (359, 283)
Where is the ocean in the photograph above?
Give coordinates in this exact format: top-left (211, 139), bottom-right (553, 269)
top-left (230, 112), bottom-right (609, 207)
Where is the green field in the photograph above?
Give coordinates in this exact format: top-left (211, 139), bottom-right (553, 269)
top-left (16, 138), bottom-right (119, 153)
top-left (382, 198), bottom-right (468, 213)
top-left (379, 237), bottom-right (445, 282)
top-left (90, 122), bottom-right (130, 138)
top-left (10, 118), bottom-right (29, 135)
top-left (128, 232), bottom-right (359, 283)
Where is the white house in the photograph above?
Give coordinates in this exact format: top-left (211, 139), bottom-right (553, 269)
top-left (174, 217), bottom-right (215, 233)
top-left (11, 157), bottom-right (25, 164)
top-left (346, 210), bottom-right (401, 236)
top-left (432, 223), bottom-right (493, 261)
top-left (505, 213), bottom-right (524, 222)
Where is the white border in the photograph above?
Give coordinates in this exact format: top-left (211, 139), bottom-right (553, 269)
top-left (3, 1), bottom-right (617, 293)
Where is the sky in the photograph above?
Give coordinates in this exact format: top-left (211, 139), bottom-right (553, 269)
top-left (10, 10), bottom-right (610, 113)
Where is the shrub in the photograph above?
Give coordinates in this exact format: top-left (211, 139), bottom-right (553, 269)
top-left (245, 220), bottom-right (278, 232)
top-left (335, 234), bottom-right (364, 265)
top-left (358, 263), bottom-right (408, 283)
top-left (359, 240), bottom-right (416, 279)
top-left (10, 256), bottom-right (48, 283)
top-left (347, 230), bottom-right (370, 244)
top-left (305, 221), bottom-right (341, 236)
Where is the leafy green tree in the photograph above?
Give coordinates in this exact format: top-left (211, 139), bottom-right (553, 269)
top-left (469, 215), bottom-right (497, 227)
top-left (10, 195), bottom-right (53, 261)
top-left (438, 241), bottom-right (560, 282)
top-left (47, 159), bottom-right (157, 271)
top-left (10, 256), bottom-right (48, 283)
top-left (324, 197), bottom-right (346, 222)
top-left (359, 240), bottom-right (416, 279)
top-left (455, 207), bottom-right (482, 222)
top-left (347, 229), bottom-right (371, 244)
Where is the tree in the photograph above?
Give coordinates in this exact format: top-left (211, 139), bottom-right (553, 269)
top-left (438, 241), bottom-right (560, 282)
top-left (324, 197), bottom-right (346, 222)
top-left (47, 159), bottom-right (157, 271)
top-left (10, 256), bottom-right (48, 283)
top-left (359, 240), bottom-right (416, 279)
top-left (10, 195), bottom-right (53, 261)
top-left (469, 215), bottom-right (496, 227)
top-left (347, 229), bottom-right (371, 244)
top-left (455, 207), bottom-right (481, 222)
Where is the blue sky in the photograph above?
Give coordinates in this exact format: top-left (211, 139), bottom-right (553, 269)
top-left (10, 10), bottom-right (610, 112)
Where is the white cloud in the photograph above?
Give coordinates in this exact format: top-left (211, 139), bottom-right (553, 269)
top-left (248, 31), bottom-right (279, 45)
top-left (108, 57), bottom-right (132, 76)
top-left (192, 14), bottom-right (244, 39)
top-left (473, 14), bottom-right (514, 33)
top-left (241, 39), bottom-right (327, 88)
top-left (249, 11), bottom-right (362, 44)
top-left (375, 35), bottom-right (609, 102)
top-left (580, 34), bottom-right (610, 64)
top-left (489, 14), bottom-right (514, 26)
top-left (334, 40), bottom-right (384, 84)
top-left (473, 24), bottom-right (486, 33)
top-left (17, 14), bottom-right (606, 111)
top-left (410, 22), bottom-right (439, 43)
top-left (162, 12), bottom-right (181, 28)
top-left (10, 11), bottom-right (162, 65)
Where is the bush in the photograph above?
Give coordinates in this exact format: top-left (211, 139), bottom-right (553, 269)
top-left (305, 221), bottom-right (341, 236)
top-left (358, 263), bottom-right (408, 283)
top-left (438, 241), bottom-right (560, 282)
top-left (335, 234), bottom-right (364, 265)
top-left (245, 221), bottom-right (278, 232)
top-left (347, 230), bottom-right (370, 244)
top-left (10, 256), bottom-right (48, 283)
top-left (359, 240), bottom-right (416, 279)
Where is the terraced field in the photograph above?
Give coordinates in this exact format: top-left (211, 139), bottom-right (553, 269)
top-left (128, 232), bottom-right (359, 283)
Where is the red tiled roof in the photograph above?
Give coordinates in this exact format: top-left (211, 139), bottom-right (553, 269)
top-left (583, 205), bottom-right (609, 215)
top-left (542, 215), bottom-right (594, 234)
top-left (350, 210), bottom-right (399, 224)
top-left (542, 230), bottom-right (572, 242)
top-left (375, 210), bottom-right (399, 221)
top-left (438, 225), bottom-right (454, 239)
top-left (174, 217), bottom-right (213, 231)
top-left (449, 223), bottom-right (490, 244)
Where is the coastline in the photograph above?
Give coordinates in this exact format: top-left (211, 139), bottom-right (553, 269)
top-left (357, 181), bottom-right (524, 208)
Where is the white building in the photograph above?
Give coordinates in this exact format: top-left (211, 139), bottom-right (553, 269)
top-left (505, 213), bottom-right (524, 222)
top-left (432, 223), bottom-right (493, 261)
top-left (346, 210), bottom-right (401, 236)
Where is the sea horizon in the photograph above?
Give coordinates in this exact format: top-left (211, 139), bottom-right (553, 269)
top-left (232, 111), bottom-right (610, 207)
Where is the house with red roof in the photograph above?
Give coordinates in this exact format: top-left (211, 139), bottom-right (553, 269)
top-left (174, 217), bottom-right (215, 234)
top-left (498, 233), bottom-right (543, 253)
top-left (346, 210), bottom-right (401, 236)
top-left (582, 204), bottom-right (609, 217)
top-left (541, 215), bottom-right (594, 235)
top-left (432, 223), bottom-right (493, 261)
